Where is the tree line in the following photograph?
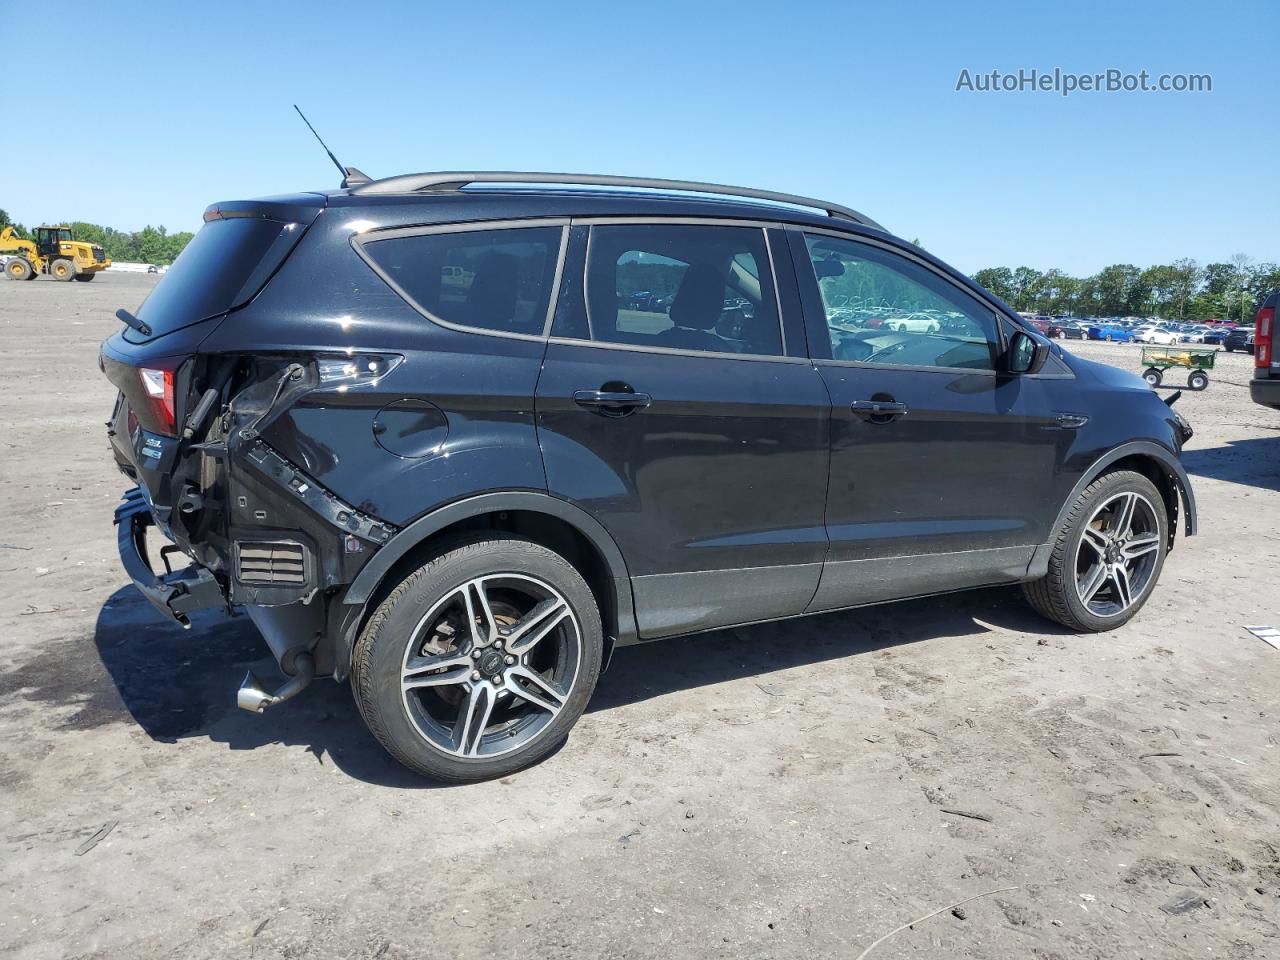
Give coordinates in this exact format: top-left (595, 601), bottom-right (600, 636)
top-left (0, 209), bottom-right (193, 265)
top-left (973, 257), bottom-right (1278, 324)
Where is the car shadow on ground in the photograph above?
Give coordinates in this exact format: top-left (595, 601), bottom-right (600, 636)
top-left (1183, 434), bottom-right (1280, 493)
top-left (66, 583), bottom-right (1061, 788)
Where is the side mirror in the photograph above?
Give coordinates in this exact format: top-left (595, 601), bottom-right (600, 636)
top-left (1007, 330), bottom-right (1049, 374)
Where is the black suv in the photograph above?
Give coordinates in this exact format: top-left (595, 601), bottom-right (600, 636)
top-left (102, 172), bottom-right (1197, 781)
top-left (1223, 325), bottom-right (1255, 354)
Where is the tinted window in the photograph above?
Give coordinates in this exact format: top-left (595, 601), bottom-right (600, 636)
top-left (584, 224), bottom-right (782, 357)
top-left (362, 226), bottom-right (562, 336)
top-left (135, 217), bottom-right (304, 336)
top-left (804, 234), bottom-right (999, 370)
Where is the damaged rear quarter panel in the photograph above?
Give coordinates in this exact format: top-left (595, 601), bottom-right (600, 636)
top-left (200, 210), bottom-right (550, 527)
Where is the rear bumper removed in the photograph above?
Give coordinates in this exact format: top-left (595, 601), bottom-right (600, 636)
top-left (115, 487), bottom-right (224, 627)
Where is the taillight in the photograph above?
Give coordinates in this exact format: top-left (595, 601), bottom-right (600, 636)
top-left (139, 365), bottom-right (177, 435)
top-left (1256, 306), bottom-right (1274, 368)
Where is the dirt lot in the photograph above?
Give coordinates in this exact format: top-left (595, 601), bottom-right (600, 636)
top-left (2, 272), bottom-right (1279, 959)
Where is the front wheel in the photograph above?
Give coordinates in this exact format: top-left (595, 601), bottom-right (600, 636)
top-left (352, 537), bottom-right (603, 782)
top-left (49, 258), bottom-right (76, 280)
top-left (1142, 367), bottom-right (1163, 387)
top-left (73, 272), bottom-right (95, 282)
top-left (1023, 470), bottom-right (1167, 632)
top-left (1187, 370), bottom-right (1209, 391)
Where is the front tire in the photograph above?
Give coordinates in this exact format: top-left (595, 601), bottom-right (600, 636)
top-left (1142, 367), bottom-right (1163, 387)
top-left (50, 258), bottom-right (75, 280)
top-left (1023, 470), bottom-right (1168, 632)
top-left (73, 272), bottom-right (95, 282)
top-left (352, 537), bottom-right (603, 782)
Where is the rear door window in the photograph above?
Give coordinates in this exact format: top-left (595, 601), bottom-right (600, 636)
top-left (583, 223), bottom-right (784, 357)
top-left (359, 225), bottom-right (565, 336)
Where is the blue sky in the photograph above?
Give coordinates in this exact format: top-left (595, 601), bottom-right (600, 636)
top-left (3, 0), bottom-right (1275, 275)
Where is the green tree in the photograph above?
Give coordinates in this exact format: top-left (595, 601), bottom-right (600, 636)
top-left (973, 267), bottom-right (1014, 302)
top-left (1095, 264), bottom-right (1139, 315)
top-left (1010, 267), bottom-right (1043, 311)
top-left (1166, 259), bottom-right (1202, 321)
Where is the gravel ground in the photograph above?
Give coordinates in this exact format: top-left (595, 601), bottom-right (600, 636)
top-left (2, 272), bottom-right (1279, 959)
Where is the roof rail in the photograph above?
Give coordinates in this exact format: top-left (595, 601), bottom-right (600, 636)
top-left (349, 171), bottom-right (885, 231)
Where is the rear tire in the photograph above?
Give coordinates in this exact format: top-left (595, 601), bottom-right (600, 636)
top-left (1142, 368), bottom-right (1163, 387)
top-left (5, 258), bottom-right (32, 281)
top-left (73, 272), bottom-right (95, 282)
top-left (1187, 370), bottom-right (1208, 391)
top-left (1023, 470), bottom-right (1168, 632)
top-left (351, 537), bottom-right (603, 782)
top-left (50, 258), bottom-right (75, 281)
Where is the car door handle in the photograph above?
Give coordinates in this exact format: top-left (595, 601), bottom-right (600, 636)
top-left (1054, 413), bottom-right (1089, 429)
top-left (573, 390), bottom-right (652, 415)
top-left (850, 399), bottom-right (909, 418)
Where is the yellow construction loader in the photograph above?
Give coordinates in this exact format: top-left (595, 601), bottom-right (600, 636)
top-left (1, 225), bottom-right (112, 281)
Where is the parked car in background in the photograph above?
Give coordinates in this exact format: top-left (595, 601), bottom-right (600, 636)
top-left (1089, 321), bottom-right (1137, 342)
top-left (1249, 292), bottom-right (1278, 410)
top-left (1139, 326), bottom-right (1181, 345)
top-left (1201, 327), bottom-right (1228, 345)
top-left (1016, 314), bottom-right (1051, 335)
top-left (100, 170), bottom-right (1197, 781)
top-left (1224, 326), bottom-right (1255, 354)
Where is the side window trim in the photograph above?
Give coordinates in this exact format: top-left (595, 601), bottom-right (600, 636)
top-left (545, 216), bottom-right (801, 364)
top-left (351, 218), bottom-right (571, 342)
top-left (787, 224), bottom-right (1013, 371)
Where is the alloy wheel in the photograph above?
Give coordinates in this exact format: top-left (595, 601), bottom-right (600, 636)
top-left (399, 574), bottom-right (581, 759)
top-left (1074, 491), bottom-right (1161, 617)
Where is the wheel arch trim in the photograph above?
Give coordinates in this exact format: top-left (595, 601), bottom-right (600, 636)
top-left (1028, 441), bottom-right (1197, 580)
top-left (342, 490), bottom-right (638, 638)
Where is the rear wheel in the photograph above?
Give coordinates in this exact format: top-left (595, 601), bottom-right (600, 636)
top-left (49, 258), bottom-right (75, 281)
top-left (1142, 367), bottom-right (1163, 387)
top-left (73, 272), bottom-right (95, 282)
top-left (1023, 470), bottom-right (1167, 632)
top-left (1187, 370), bottom-right (1209, 391)
top-left (5, 258), bottom-right (32, 281)
top-left (352, 537), bottom-right (603, 782)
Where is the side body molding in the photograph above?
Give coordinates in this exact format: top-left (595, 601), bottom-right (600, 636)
top-left (340, 490), bottom-right (639, 656)
top-left (1026, 440), bottom-right (1198, 580)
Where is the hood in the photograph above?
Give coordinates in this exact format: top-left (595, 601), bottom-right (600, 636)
top-left (1059, 350), bottom-right (1151, 393)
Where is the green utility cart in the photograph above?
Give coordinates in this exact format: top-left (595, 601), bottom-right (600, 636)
top-left (1140, 346), bottom-right (1216, 390)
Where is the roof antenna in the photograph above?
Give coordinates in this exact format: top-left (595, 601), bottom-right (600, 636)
top-left (293, 105), bottom-right (371, 188)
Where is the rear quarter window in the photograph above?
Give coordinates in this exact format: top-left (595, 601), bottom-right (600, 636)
top-left (358, 225), bottom-right (565, 337)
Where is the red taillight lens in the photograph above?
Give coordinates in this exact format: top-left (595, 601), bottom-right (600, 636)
top-left (1255, 306), bottom-right (1274, 368)
top-left (139, 366), bottom-right (177, 435)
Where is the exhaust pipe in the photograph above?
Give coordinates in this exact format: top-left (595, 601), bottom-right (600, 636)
top-left (237, 652), bottom-right (315, 713)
